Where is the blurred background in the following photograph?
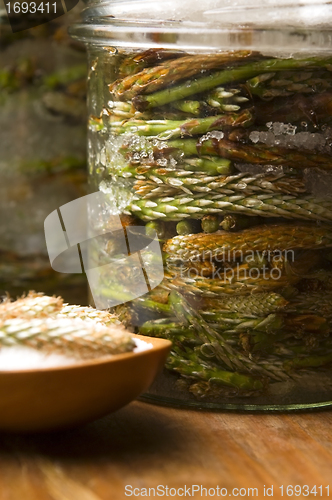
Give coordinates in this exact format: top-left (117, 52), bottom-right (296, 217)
top-left (0, 0), bottom-right (88, 304)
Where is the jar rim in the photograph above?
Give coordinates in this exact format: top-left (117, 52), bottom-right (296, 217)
top-left (70, 0), bottom-right (332, 50)
top-left (78, 0), bottom-right (332, 29)
top-left (69, 20), bottom-right (332, 52)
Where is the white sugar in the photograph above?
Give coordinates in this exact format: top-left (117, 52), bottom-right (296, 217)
top-left (134, 338), bottom-right (154, 353)
top-left (0, 339), bottom-right (153, 371)
top-left (0, 346), bottom-right (79, 371)
top-left (249, 123), bottom-right (329, 152)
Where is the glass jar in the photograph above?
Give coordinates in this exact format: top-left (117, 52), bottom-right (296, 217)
top-left (70, 0), bottom-right (332, 410)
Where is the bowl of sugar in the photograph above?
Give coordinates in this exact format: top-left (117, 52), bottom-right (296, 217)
top-left (0, 333), bottom-right (171, 432)
top-left (0, 294), bottom-right (171, 432)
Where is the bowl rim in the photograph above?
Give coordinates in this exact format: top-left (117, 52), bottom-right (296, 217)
top-left (0, 334), bottom-right (172, 375)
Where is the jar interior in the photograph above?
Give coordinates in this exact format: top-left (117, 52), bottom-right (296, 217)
top-left (81, 37), bottom-right (332, 410)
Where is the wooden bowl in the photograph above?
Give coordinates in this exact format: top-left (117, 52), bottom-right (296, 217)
top-left (0, 334), bottom-right (171, 433)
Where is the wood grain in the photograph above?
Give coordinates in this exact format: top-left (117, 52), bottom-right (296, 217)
top-left (0, 402), bottom-right (331, 500)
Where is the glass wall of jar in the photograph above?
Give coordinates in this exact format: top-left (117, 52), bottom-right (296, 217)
top-left (70, 0), bottom-right (332, 409)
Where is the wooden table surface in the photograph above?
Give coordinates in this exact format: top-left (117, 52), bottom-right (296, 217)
top-left (0, 401), bottom-right (331, 500)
